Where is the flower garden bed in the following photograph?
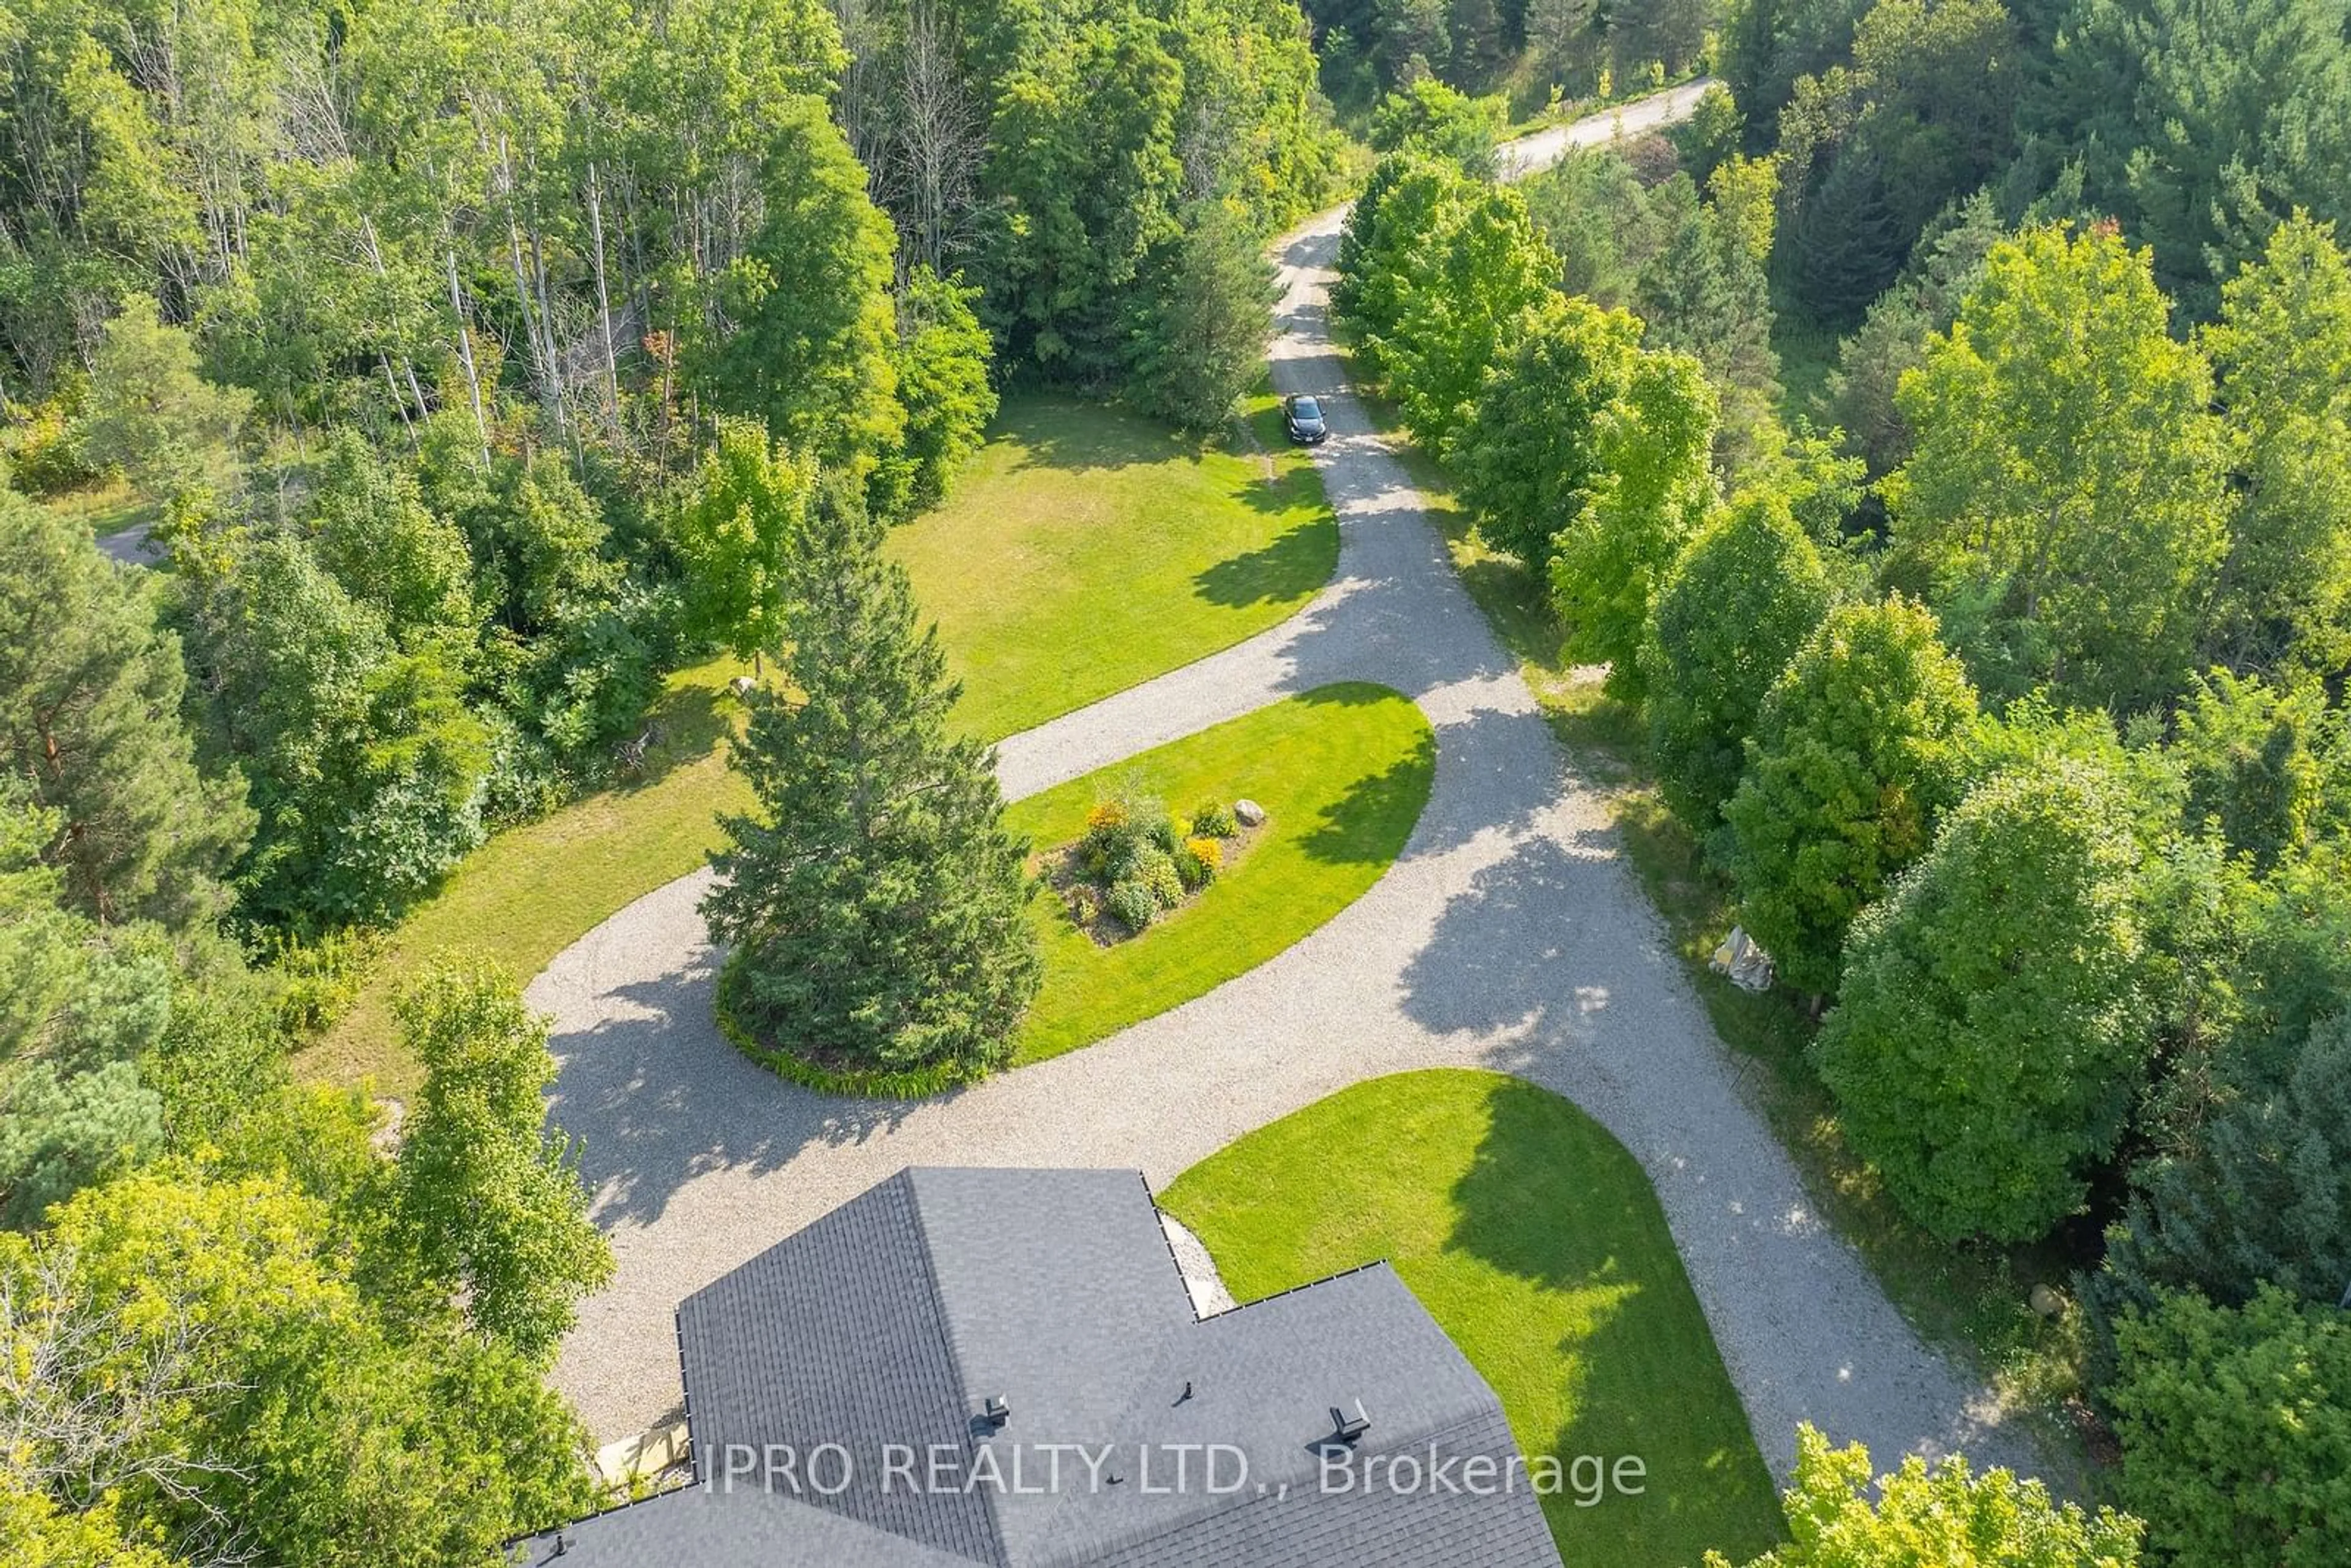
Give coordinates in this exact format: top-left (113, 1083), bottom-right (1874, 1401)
top-left (1041, 791), bottom-right (1263, 943)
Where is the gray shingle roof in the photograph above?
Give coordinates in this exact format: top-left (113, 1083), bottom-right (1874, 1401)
top-left (511, 1168), bottom-right (1562, 1568)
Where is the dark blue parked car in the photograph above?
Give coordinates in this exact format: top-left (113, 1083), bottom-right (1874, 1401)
top-left (1283, 394), bottom-right (1328, 444)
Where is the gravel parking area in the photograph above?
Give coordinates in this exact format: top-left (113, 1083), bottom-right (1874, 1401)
top-left (531, 89), bottom-right (2042, 1491)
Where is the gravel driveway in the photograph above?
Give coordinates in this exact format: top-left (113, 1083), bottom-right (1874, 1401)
top-left (532, 86), bottom-right (2041, 1489)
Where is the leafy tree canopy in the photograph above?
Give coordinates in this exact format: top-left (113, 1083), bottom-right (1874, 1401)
top-left (1643, 492), bottom-right (1837, 831)
top-left (1722, 594), bottom-right (1979, 994)
top-left (1885, 222), bottom-right (2229, 713)
top-left (1703, 1422), bottom-right (2143, 1568)
top-left (1815, 757), bottom-right (2151, 1241)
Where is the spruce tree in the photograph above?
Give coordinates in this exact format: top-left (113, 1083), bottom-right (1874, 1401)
top-left (703, 484), bottom-right (1040, 1079)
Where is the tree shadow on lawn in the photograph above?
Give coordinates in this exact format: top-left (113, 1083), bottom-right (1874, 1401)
top-left (1191, 516), bottom-right (1337, 610)
top-left (1293, 696), bottom-right (1439, 869)
top-left (1446, 1080), bottom-right (1785, 1562)
top-left (991, 392), bottom-right (1229, 475)
top-left (606, 678), bottom-right (733, 795)
top-left (546, 965), bottom-right (938, 1229)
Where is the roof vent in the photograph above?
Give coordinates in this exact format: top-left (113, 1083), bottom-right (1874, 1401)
top-left (1329, 1401), bottom-right (1371, 1444)
top-left (983, 1395), bottom-right (1011, 1427)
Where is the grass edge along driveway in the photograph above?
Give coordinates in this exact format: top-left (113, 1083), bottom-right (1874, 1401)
top-left (1160, 1068), bottom-right (1785, 1567)
top-left (1008, 683), bottom-right (1433, 1064)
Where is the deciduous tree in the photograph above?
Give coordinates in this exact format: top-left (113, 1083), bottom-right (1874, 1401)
top-left (1643, 494), bottom-right (1836, 832)
top-left (671, 421), bottom-right (817, 673)
top-left (1383, 181), bottom-right (1558, 449)
top-left (389, 959), bottom-right (612, 1362)
top-left (1722, 595), bottom-right (1979, 995)
top-left (892, 266), bottom-right (999, 511)
top-left (1815, 759), bottom-right (2151, 1241)
top-left (1545, 346), bottom-right (1719, 700)
top-left (1703, 1423), bottom-right (2143, 1567)
top-left (1884, 223), bottom-right (2229, 711)
top-left (1452, 293), bottom-right (1645, 570)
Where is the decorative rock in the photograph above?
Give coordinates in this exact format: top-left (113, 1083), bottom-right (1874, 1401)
top-left (729, 675), bottom-right (758, 700)
top-left (369, 1096), bottom-right (406, 1155)
top-left (1709, 925), bottom-right (1775, 993)
top-left (2028, 1283), bottom-right (2065, 1319)
top-left (1232, 798), bottom-right (1266, 827)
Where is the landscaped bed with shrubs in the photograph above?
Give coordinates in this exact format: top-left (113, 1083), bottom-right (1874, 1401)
top-left (1003, 683), bottom-right (1436, 1064)
top-left (1046, 792), bottom-right (1261, 942)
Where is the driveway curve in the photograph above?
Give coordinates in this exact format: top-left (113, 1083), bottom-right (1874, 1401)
top-left (533, 83), bottom-right (2039, 1490)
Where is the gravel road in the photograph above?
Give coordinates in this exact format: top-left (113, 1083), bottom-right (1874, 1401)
top-left (531, 86), bottom-right (2042, 1491)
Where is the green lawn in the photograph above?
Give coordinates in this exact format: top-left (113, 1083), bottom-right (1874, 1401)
top-left (295, 657), bottom-right (752, 1096)
top-left (1007, 683), bottom-right (1432, 1063)
top-left (887, 389), bottom-right (1337, 741)
top-left (1160, 1069), bottom-right (1785, 1567)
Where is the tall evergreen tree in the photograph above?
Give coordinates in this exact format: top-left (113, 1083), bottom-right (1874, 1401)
top-left (1125, 203), bottom-right (1276, 430)
top-left (703, 485), bottom-right (1041, 1078)
top-left (0, 493), bottom-right (250, 929)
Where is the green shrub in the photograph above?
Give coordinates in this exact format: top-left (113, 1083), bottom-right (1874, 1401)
top-left (1177, 835), bottom-right (1221, 890)
top-left (259, 926), bottom-right (381, 1039)
top-left (1, 382), bottom-right (102, 497)
top-left (1105, 880), bottom-right (1157, 932)
top-left (1190, 801), bottom-right (1239, 838)
top-left (1134, 846), bottom-right (1183, 909)
top-left (2107, 1284), bottom-right (2350, 1567)
top-left (1144, 814), bottom-right (1181, 854)
top-left (1104, 839), bottom-right (1149, 885)
top-left (1068, 885), bottom-right (1102, 926)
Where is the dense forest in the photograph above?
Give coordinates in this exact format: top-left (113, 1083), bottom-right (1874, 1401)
top-left (6, 0), bottom-right (2350, 1560)
top-left (1341, 1), bottom-right (2351, 1562)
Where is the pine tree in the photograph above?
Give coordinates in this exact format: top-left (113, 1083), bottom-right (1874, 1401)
top-left (1126, 204), bottom-right (1275, 431)
top-left (703, 484), bottom-right (1041, 1079)
top-left (0, 492), bottom-right (251, 929)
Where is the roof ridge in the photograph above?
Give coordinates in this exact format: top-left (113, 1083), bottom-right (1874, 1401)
top-left (903, 1168), bottom-right (1015, 1568)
